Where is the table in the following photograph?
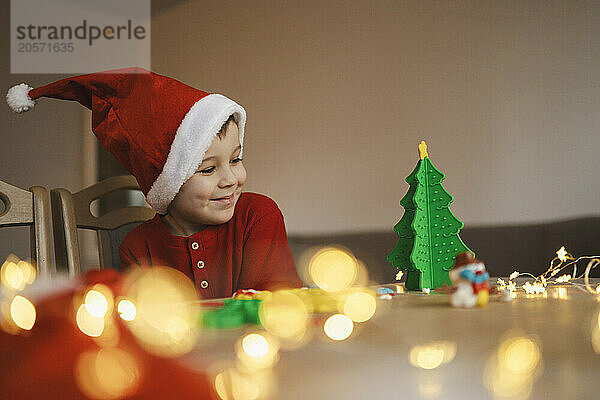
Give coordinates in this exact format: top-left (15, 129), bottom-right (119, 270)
top-left (182, 280), bottom-right (600, 400)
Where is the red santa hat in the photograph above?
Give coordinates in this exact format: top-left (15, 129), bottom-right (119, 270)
top-left (6, 67), bottom-right (246, 214)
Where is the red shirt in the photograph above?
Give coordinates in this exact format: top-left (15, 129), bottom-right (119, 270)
top-left (119, 193), bottom-right (302, 298)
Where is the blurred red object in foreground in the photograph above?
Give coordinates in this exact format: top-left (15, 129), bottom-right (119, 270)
top-left (0, 269), bottom-right (216, 400)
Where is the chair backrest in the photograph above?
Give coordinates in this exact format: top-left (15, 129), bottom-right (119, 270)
top-left (51, 175), bottom-right (155, 276)
top-left (0, 180), bottom-right (51, 277)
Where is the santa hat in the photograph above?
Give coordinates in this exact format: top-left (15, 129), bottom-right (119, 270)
top-left (6, 67), bottom-right (246, 214)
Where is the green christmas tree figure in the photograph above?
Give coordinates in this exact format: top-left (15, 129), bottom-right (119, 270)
top-left (387, 141), bottom-right (472, 290)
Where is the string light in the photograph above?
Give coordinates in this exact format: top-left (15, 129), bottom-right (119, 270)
top-left (500, 246), bottom-right (600, 297)
top-left (522, 282), bottom-right (545, 295)
top-left (555, 274), bottom-right (571, 283)
top-left (556, 246), bottom-right (568, 262)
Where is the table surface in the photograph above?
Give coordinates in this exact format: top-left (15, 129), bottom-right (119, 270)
top-left (182, 280), bottom-right (600, 400)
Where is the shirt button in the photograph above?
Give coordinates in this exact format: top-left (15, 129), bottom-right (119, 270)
top-left (191, 242), bottom-right (199, 250)
top-left (196, 260), bottom-right (205, 269)
top-left (200, 280), bottom-right (209, 289)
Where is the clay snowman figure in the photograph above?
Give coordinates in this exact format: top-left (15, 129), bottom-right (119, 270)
top-left (449, 252), bottom-right (490, 308)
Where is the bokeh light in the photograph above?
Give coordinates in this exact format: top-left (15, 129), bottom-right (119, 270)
top-left (500, 337), bottom-right (541, 374)
top-left (323, 314), bottom-right (353, 341)
top-left (215, 368), bottom-right (260, 400)
top-left (592, 310), bottom-right (600, 354)
top-left (353, 259), bottom-right (370, 288)
top-left (410, 346), bottom-right (443, 370)
top-left (76, 303), bottom-right (105, 337)
top-left (1, 256), bottom-right (36, 291)
top-left (92, 316), bottom-right (120, 348)
top-left (123, 266), bottom-right (199, 357)
top-left (484, 333), bottom-right (543, 399)
top-left (418, 374), bottom-right (443, 399)
top-left (1, 260), bottom-right (23, 290)
top-left (293, 288), bottom-right (337, 314)
top-left (85, 289), bottom-right (110, 318)
top-left (552, 287), bottom-right (569, 300)
top-left (117, 299), bottom-right (137, 321)
top-left (342, 290), bottom-right (377, 322)
top-left (75, 348), bottom-right (140, 400)
top-left (308, 247), bottom-right (358, 292)
top-left (10, 295), bottom-right (36, 330)
top-left (18, 260), bottom-right (36, 285)
top-left (259, 290), bottom-right (308, 343)
top-left (242, 333), bottom-right (269, 358)
top-left (237, 332), bottom-right (280, 370)
top-left (409, 342), bottom-right (457, 370)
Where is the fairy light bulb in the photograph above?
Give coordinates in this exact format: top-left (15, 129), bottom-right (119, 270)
top-left (323, 314), bottom-right (353, 341)
top-left (556, 246), bottom-right (568, 262)
top-left (242, 333), bottom-right (269, 358)
top-left (342, 291), bottom-right (376, 322)
top-left (10, 295), bottom-right (36, 330)
top-left (85, 290), bottom-right (109, 318)
top-left (308, 247), bottom-right (358, 292)
top-left (76, 303), bottom-right (104, 337)
top-left (117, 299), bottom-right (137, 321)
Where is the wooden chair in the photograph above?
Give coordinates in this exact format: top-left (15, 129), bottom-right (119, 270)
top-left (0, 180), bottom-right (52, 278)
top-left (51, 175), bottom-right (155, 276)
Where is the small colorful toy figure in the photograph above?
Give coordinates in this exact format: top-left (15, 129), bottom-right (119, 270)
top-left (376, 287), bottom-right (395, 299)
top-left (448, 252), bottom-right (490, 308)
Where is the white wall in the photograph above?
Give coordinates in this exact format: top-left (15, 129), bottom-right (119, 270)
top-left (148, 0), bottom-right (600, 235)
top-left (2, 0), bottom-right (599, 267)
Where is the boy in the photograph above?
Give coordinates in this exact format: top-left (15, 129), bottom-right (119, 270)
top-left (7, 67), bottom-right (302, 298)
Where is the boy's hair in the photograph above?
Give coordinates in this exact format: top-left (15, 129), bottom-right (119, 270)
top-left (217, 114), bottom-right (237, 139)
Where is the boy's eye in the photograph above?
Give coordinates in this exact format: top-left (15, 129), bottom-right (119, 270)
top-left (196, 158), bottom-right (241, 174)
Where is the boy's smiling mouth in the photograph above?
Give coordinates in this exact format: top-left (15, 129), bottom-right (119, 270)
top-left (210, 193), bottom-right (235, 205)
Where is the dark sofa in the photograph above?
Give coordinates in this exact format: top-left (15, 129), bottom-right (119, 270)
top-left (287, 216), bottom-right (600, 284)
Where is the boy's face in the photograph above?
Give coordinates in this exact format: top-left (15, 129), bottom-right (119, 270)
top-left (168, 121), bottom-right (246, 230)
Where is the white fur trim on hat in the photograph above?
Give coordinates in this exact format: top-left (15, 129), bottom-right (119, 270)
top-left (7, 83), bottom-right (36, 113)
top-left (146, 93), bottom-right (246, 214)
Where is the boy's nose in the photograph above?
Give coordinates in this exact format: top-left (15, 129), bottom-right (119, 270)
top-left (219, 167), bottom-right (237, 187)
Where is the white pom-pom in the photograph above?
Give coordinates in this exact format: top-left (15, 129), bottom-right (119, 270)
top-left (7, 83), bottom-right (35, 113)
